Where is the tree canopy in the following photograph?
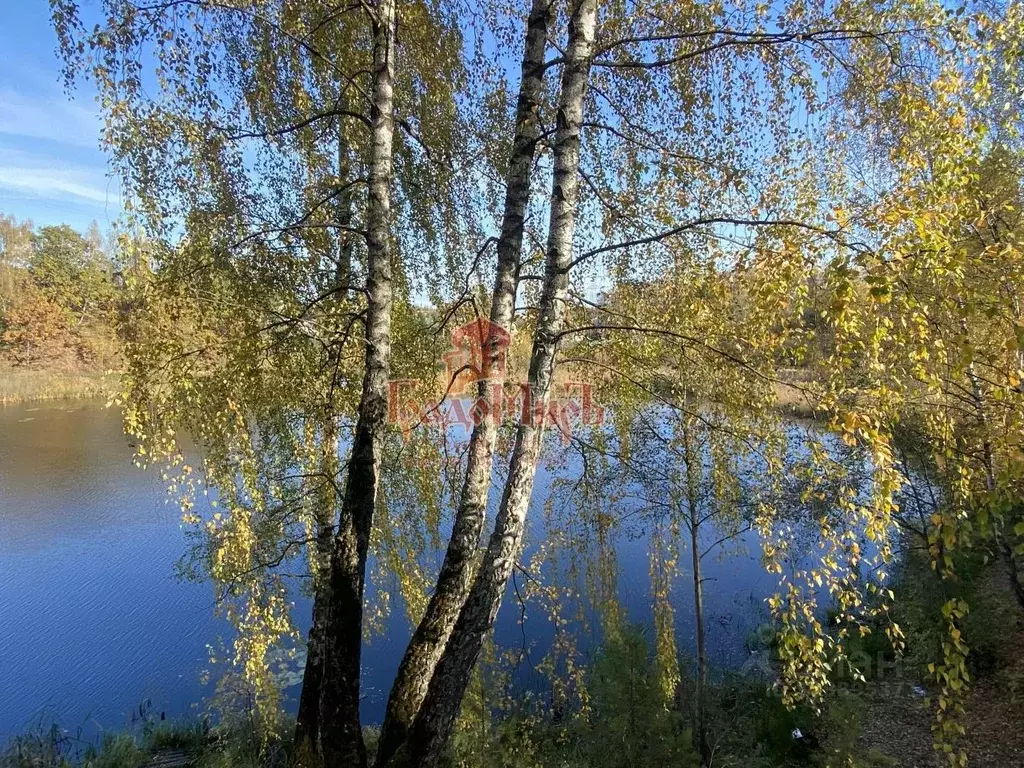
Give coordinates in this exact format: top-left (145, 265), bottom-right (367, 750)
top-left (45, 0), bottom-right (1024, 765)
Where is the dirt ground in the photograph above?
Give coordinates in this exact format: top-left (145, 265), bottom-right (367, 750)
top-left (858, 573), bottom-right (1024, 767)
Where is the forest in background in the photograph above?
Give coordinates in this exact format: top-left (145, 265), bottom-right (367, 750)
top-left (0, 215), bottom-right (124, 400)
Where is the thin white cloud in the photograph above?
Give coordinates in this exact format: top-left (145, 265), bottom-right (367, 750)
top-left (0, 87), bottom-right (103, 148)
top-left (0, 163), bottom-right (119, 206)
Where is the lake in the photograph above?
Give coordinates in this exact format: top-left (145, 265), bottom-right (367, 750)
top-left (0, 400), bottom-right (787, 741)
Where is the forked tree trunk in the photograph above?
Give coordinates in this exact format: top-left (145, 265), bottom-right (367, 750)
top-left (374, 1), bottom-right (552, 764)
top-left (295, 88), bottom-right (360, 761)
top-left (408, 2), bottom-right (598, 764)
top-left (314, 0), bottom-right (397, 764)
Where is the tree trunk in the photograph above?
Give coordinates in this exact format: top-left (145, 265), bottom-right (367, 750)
top-left (690, 529), bottom-right (709, 763)
top-left (294, 420), bottom-right (339, 758)
top-left (998, 536), bottom-right (1024, 613)
top-left (374, 1), bottom-right (552, 764)
top-left (295, 80), bottom-right (360, 759)
top-left (962, 315), bottom-right (1024, 615)
top-left (295, 560), bottom-right (329, 758)
top-left (315, 0), bottom-right (397, 764)
top-left (408, 2), bottom-right (598, 764)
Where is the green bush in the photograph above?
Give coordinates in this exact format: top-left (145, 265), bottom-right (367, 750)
top-left (582, 625), bottom-right (697, 768)
top-left (447, 624), bottom-right (699, 768)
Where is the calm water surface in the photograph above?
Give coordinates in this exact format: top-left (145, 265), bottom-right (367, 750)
top-left (0, 401), bottom-right (784, 740)
top-left (0, 401), bottom-right (225, 737)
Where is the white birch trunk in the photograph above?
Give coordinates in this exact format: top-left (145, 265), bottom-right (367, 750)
top-left (316, 1), bottom-right (397, 765)
top-left (374, 1), bottom-right (553, 763)
top-left (409, 1), bottom-right (600, 763)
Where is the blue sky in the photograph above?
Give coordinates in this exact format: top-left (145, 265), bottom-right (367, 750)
top-left (0, 2), bottom-right (121, 233)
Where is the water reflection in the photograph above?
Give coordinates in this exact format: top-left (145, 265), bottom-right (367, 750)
top-left (0, 402), bottom-right (807, 739)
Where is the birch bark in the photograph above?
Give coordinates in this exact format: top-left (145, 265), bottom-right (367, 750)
top-left (409, 1), bottom-right (599, 763)
top-left (316, 0), bottom-right (397, 764)
top-left (375, 1), bottom-right (552, 763)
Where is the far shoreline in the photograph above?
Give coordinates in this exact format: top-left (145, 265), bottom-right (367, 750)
top-left (0, 368), bottom-right (120, 405)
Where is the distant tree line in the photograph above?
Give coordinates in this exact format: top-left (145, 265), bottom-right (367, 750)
top-left (0, 215), bottom-right (122, 370)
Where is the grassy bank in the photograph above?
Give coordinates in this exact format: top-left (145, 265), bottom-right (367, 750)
top-left (0, 687), bottom-right (891, 768)
top-left (0, 625), bottom-right (897, 768)
top-left (0, 369), bottom-right (119, 404)
top-left (6, 554), bottom-right (1021, 768)
top-left (0, 717), bottom-right (277, 768)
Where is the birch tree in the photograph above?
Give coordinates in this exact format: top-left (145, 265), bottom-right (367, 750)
top-left (52, 0), bottom-right (467, 762)
top-left (408, 1), bottom-right (600, 764)
top-left (49, 0), bottom-right (1024, 765)
top-left (375, 0), bottom-right (554, 762)
top-left (309, 0), bottom-right (398, 762)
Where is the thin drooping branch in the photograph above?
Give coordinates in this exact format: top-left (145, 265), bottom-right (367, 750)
top-left (593, 25), bottom-right (885, 56)
top-left (408, 1), bottom-right (598, 764)
top-left (214, 106), bottom-right (372, 141)
top-left (566, 216), bottom-right (860, 272)
top-left (127, 0), bottom-right (353, 78)
top-left (582, 120), bottom-right (727, 167)
top-left (375, 1), bottom-right (553, 762)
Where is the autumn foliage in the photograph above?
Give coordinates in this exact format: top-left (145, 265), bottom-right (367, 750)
top-left (0, 216), bottom-right (121, 371)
